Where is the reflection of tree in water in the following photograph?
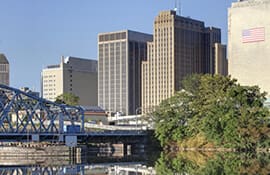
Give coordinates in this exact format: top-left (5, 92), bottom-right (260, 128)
top-left (155, 152), bottom-right (270, 175)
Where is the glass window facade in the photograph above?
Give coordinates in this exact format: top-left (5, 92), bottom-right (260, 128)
top-left (98, 31), bottom-right (152, 115)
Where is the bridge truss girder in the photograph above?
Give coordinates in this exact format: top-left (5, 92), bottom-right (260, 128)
top-left (0, 84), bottom-right (84, 134)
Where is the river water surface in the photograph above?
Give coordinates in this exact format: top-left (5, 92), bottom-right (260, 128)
top-left (0, 150), bottom-right (270, 174)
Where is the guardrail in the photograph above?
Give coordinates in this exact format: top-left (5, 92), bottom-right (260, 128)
top-left (36, 120), bottom-right (148, 131)
top-left (84, 122), bottom-right (148, 131)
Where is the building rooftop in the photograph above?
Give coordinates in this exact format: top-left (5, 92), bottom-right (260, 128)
top-left (0, 54), bottom-right (9, 64)
top-left (46, 64), bottom-right (60, 69)
top-left (98, 29), bottom-right (152, 43)
top-left (232, 0), bottom-right (270, 8)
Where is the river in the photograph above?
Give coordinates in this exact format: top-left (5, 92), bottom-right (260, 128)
top-left (0, 148), bottom-right (270, 174)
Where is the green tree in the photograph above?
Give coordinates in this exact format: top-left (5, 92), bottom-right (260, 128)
top-left (181, 73), bottom-right (202, 94)
top-left (55, 93), bottom-right (79, 106)
top-left (155, 152), bottom-right (199, 175)
top-left (153, 91), bottom-right (194, 146)
top-left (155, 152), bottom-right (270, 175)
top-left (225, 85), bottom-right (270, 150)
top-left (152, 74), bottom-right (270, 150)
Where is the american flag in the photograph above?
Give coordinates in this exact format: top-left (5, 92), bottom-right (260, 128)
top-left (242, 27), bottom-right (265, 43)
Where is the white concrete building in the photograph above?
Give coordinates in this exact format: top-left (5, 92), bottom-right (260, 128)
top-left (41, 56), bottom-right (98, 106)
top-left (228, 0), bottom-right (270, 95)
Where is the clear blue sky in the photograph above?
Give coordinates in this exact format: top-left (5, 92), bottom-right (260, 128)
top-left (0, 0), bottom-right (235, 91)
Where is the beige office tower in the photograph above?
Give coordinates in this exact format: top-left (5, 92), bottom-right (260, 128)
top-left (214, 43), bottom-right (228, 76)
top-left (41, 56), bottom-right (98, 106)
top-left (229, 0), bottom-right (270, 95)
top-left (142, 10), bottom-right (225, 112)
top-left (0, 53), bottom-right (9, 86)
top-left (98, 30), bottom-right (152, 115)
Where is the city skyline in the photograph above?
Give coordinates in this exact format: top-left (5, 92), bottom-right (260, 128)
top-left (0, 0), bottom-right (235, 91)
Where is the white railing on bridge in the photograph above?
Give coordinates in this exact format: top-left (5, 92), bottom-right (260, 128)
top-left (84, 163), bottom-right (156, 175)
top-left (108, 115), bottom-right (142, 122)
top-left (39, 120), bottom-right (147, 131)
top-left (110, 164), bottom-right (156, 175)
top-left (35, 119), bottom-right (150, 131)
top-left (83, 122), bottom-right (148, 131)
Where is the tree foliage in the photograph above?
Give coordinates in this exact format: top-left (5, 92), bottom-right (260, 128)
top-left (153, 74), bottom-right (270, 150)
top-left (153, 90), bottom-right (195, 146)
top-left (155, 152), bottom-right (270, 175)
top-left (55, 93), bottom-right (79, 106)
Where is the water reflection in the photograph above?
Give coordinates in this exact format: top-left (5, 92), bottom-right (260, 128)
top-left (0, 153), bottom-right (157, 175)
top-left (155, 151), bottom-right (270, 175)
top-left (0, 163), bottom-right (154, 175)
top-left (1, 151), bottom-right (270, 174)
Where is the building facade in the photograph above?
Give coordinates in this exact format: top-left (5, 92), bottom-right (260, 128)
top-left (142, 10), bottom-right (225, 112)
top-left (0, 53), bottom-right (9, 86)
top-left (98, 30), bottom-right (152, 115)
top-left (41, 56), bottom-right (98, 106)
top-left (204, 27), bottom-right (223, 74)
top-left (214, 43), bottom-right (228, 76)
top-left (228, 0), bottom-right (270, 95)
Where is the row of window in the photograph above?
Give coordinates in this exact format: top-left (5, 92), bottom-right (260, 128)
top-left (99, 32), bottom-right (126, 42)
top-left (43, 84), bottom-right (55, 87)
top-left (0, 64), bottom-right (9, 72)
top-left (43, 80), bottom-right (56, 83)
top-left (43, 75), bottom-right (56, 78)
top-left (43, 88), bottom-right (56, 92)
top-left (43, 93), bottom-right (56, 96)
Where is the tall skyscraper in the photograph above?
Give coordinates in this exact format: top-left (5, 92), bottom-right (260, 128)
top-left (41, 56), bottom-right (98, 106)
top-left (0, 53), bottom-right (9, 86)
top-left (98, 30), bottom-right (152, 115)
top-left (228, 0), bottom-right (270, 95)
top-left (142, 10), bottom-right (225, 112)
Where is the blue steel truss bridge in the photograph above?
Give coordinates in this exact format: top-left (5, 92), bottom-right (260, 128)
top-left (0, 84), bottom-right (146, 145)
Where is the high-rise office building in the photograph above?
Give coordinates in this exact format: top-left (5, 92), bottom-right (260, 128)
top-left (214, 43), bottom-right (228, 76)
top-left (142, 10), bottom-right (225, 112)
top-left (0, 53), bottom-right (9, 86)
top-left (204, 27), bottom-right (223, 74)
top-left (41, 56), bottom-right (98, 106)
top-left (228, 0), bottom-right (270, 95)
top-left (98, 30), bottom-right (152, 115)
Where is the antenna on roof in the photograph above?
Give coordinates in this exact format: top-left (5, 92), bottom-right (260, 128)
top-left (174, 0), bottom-right (181, 16)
